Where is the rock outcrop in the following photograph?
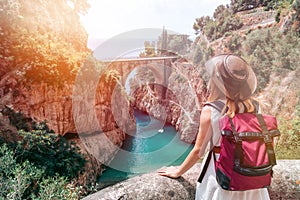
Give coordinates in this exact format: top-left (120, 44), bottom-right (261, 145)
top-left (132, 61), bottom-right (207, 144)
top-left (83, 160), bottom-right (300, 200)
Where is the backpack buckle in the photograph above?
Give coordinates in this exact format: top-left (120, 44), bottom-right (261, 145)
top-left (263, 135), bottom-right (272, 143)
top-left (234, 135), bottom-right (242, 143)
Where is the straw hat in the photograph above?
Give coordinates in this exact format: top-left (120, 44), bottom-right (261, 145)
top-left (205, 54), bottom-right (257, 101)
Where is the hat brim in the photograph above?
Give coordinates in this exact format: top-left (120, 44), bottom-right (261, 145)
top-left (205, 54), bottom-right (257, 100)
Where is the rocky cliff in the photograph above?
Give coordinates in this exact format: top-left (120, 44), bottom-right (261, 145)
top-left (132, 61), bottom-right (207, 143)
top-left (0, 72), bottom-right (134, 186)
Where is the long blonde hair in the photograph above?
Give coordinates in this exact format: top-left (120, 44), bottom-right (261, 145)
top-left (225, 98), bottom-right (256, 118)
top-left (207, 79), bottom-right (257, 118)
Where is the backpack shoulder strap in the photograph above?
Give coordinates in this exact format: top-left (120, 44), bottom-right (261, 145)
top-left (252, 99), bottom-right (260, 113)
top-left (197, 150), bottom-right (213, 183)
top-left (204, 100), bottom-right (226, 113)
top-left (197, 101), bottom-right (225, 183)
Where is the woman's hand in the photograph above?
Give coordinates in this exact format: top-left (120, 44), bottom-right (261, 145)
top-left (157, 106), bottom-right (212, 180)
top-left (157, 166), bottom-right (181, 179)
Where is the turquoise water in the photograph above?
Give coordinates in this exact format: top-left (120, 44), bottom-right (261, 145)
top-left (98, 110), bottom-right (193, 187)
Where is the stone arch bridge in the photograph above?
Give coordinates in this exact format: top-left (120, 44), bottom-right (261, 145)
top-left (103, 56), bottom-right (179, 98)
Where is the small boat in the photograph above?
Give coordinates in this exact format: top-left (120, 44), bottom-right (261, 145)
top-left (158, 129), bottom-right (164, 133)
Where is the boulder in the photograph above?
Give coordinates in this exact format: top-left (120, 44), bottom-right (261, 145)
top-left (83, 160), bottom-right (300, 200)
top-left (269, 160), bottom-right (300, 200)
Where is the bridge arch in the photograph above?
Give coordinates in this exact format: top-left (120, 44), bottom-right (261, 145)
top-left (104, 56), bottom-right (177, 89)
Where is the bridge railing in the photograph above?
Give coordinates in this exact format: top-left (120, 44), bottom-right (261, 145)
top-left (100, 56), bottom-right (179, 63)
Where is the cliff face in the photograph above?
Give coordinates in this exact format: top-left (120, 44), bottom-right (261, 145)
top-left (0, 73), bottom-right (133, 186)
top-left (2, 79), bottom-right (126, 136)
top-left (132, 61), bottom-right (207, 143)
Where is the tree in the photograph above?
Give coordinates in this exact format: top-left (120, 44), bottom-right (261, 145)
top-left (166, 34), bottom-right (192, 56)
top-left (230, 0), bottom-right (259, 13)
top-left (242, 27), bottom-right (300, 91)
top-left (69, 0), bottom-right (90, 15)
top-left (193, 16), bottom-right (212, 35)
top-left (224, 33), bottom-right (243, 54)
top-left (139, 41), bottom-right (157, 57)
top-left (0, 0), bottom-right (90, 85)
top-left (213, 5), bottom-right (229, 19)
top-left (193, 5), bottom-right (243, 41)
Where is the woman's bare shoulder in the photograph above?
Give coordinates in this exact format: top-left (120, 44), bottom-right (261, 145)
top-left (200, 105), bottom-right (212, 124)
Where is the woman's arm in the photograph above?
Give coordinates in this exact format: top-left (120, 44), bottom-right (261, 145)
top-left (157, 106), bottom-right (212, 178)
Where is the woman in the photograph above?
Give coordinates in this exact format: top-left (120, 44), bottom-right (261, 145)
top-left (157, 54), bottom-right (270, 200)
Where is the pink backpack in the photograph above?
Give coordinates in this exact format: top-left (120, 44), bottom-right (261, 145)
top-left (198, 101), bottom-right (280, 191)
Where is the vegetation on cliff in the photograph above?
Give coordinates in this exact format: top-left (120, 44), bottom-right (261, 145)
top-left (193, 4), bottom-right (243, 41)
top-left (0, 0), bottom-right (90, 85)
top-left (0, 0), bottom-right (98, 198)
top-left (0, 144), bottom-right (82, 199)
top-left (0, 0), bottom-right (299, 199)
top-left (0, 109), bottom-right (86, 199)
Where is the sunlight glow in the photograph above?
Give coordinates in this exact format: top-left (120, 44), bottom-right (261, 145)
top-left (80, 0), bottom-right (231, 43)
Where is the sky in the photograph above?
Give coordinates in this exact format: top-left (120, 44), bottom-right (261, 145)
top-left (80, 0), bottom-right (231, 50)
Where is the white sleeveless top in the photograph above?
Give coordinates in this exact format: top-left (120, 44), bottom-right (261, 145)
top-left (195, 103), bottom-right (270, 200)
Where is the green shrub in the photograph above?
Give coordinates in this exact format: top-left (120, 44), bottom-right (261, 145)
top-left (14, 122), bottom-right (86, 180)
top-left (2, 108), bottom-right (86, 178)
top-left (0, 144), bottom-right (43, 199)
top-left (3, 106), bottom-right (31, 131)
top-left (31, 175), bottom-right (81, 200)
top-left (0, 109), bottom-right (86, 199)
top-left (224, 33), bottom-right (242, 55)
top-left (242, 28), bottom-right (300, 92)
top-left (0, 144), bottom-right (80, 199)
top-left (275, 115), bottom-right (300, 159)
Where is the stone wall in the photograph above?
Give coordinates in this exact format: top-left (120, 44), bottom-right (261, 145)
top-left (83, 160), bottom-right (300, 200)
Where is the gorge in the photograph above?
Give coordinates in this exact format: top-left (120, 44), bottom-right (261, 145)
top-left (1, 1), bottom-right (300, 199)
top-left (0, 55), bottom-right (206, 188)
